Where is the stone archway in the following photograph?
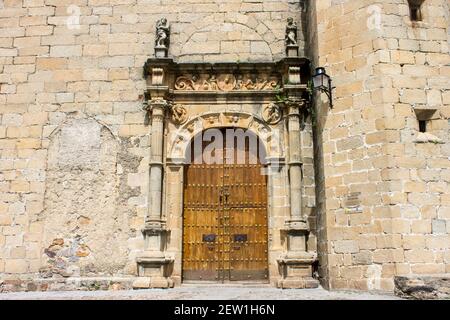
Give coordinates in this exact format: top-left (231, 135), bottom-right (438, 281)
top-left (164, 113), bottom-right (284, 286)
top-left (167, 112), bottom-right (283, 164)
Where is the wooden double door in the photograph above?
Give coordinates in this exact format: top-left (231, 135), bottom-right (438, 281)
top-left (182, 129), bottom-right (269, 282)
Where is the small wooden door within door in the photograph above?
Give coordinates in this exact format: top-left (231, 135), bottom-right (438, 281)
top-left (182, 130), bottom-right (268, 282)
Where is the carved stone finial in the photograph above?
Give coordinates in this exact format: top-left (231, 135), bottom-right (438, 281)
top-left (286, 18), bottom-right (299, 57)
top-left (155, 18), bottom-right (170, 58)
top-left (263, 103), bottom-right (283, 125)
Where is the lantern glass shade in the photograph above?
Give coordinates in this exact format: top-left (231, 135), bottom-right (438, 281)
top-left (313, 67), bottom-right (329, 91)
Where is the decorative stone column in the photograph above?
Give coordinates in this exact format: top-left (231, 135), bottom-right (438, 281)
top-left (277, 64), bottom-right (319, 289)
top-left (133, 62), bottom-right (174, 289)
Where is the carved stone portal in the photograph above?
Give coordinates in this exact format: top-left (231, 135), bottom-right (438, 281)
top-left (137, 57), bottom-right (317, 289)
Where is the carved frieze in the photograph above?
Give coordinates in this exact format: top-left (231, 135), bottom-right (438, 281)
top-left (174, 73), bottom-right (280, 92)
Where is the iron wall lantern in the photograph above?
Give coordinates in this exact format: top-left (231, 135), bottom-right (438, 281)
top-left (312, 67), bottom-right (333, 108)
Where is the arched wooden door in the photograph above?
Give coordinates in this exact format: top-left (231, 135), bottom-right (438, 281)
top-left (182, 128), bottom-right (269, 282)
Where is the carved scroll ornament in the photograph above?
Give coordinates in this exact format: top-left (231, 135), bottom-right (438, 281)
top-left (175, 73), bottom-right (280, 92)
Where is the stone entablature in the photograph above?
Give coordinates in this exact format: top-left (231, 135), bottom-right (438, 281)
top-left (144, 58), bottom-right (310, 97)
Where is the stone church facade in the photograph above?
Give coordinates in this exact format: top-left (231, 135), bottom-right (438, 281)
top-left (0, 0), bottom-right (449, 293)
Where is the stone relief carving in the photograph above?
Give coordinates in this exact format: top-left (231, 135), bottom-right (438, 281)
top-left (174, 73), bottom-right (280, 92)
top-left (286, 17), bottom-right (298, 46)
top-left (263, 104), bottom-right (283, 125)
top-left (169, 104), bottom-right (188, 125)
top-left (203, 114), bottom-right (220, 125)
top-left (226, 114), bottom-right (240, 124)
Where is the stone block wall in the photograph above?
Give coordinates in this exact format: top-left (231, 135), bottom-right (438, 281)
top-left (1, 0), bottom-right (448, 293)
top-left (310, 0), bottom-right (450, 291)
top-left (0, 0), bottom-right (309, 289)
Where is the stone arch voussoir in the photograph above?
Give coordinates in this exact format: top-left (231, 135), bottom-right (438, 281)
top-left (167, 111), bottom-right (284, 164)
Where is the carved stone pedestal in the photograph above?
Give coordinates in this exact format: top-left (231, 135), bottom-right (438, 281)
top-left (277, 252), bottom-right (318, 289)
top-left (133, 223), bottom-right (174, 289)
top-left (287, 45), bottom-right (299, 58)
top-left (134, 256), bottom-right (174, 289)
top-left (277, 220), bottom-right (319, 289)
top-left (155, 47), bottom-right (168, 58)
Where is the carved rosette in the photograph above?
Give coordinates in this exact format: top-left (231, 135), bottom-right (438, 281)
top-left (169, 104), bottom-right (188, 125)
top-left (263, 103), bottom-right (283, 125)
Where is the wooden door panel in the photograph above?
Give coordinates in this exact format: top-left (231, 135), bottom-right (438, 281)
top-left (225, 159), bottom-right (268, 281)
top-left (228, 206), bottom-right (268, 281)
top-left (183, 164), bottom-right (222, 281)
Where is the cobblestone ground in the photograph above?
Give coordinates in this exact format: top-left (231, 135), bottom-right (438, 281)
top-left (0, 285), bottom-right (401, 300)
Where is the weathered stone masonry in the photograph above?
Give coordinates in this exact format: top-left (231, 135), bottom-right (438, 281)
top-left (0, 0), bottom-right (449, 294)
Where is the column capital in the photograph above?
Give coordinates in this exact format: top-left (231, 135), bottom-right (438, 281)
top-left (285, 98), bottom-right (308, 113)
top-left (144, 98), bottom-right (173, 120)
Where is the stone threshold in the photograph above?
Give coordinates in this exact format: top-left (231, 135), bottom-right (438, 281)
top-left (181, 281), bottom-right (273, 288)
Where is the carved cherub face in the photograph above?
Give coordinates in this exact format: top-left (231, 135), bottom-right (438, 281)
top-left (287, 17), bottom-right (293, 25)
top-left (161, 18), bottom-right (167, 25)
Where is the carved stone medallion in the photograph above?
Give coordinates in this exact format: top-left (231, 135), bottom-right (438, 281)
top-left (170, 104), bottom-right (188, 125)
top-left (263, 104), bottom-right (283, 125)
